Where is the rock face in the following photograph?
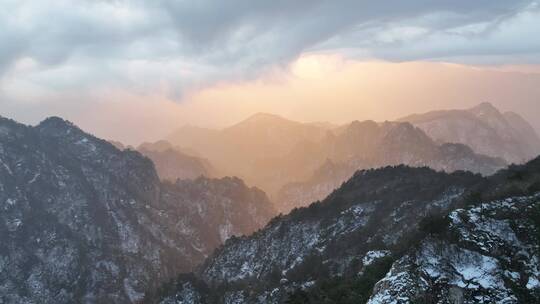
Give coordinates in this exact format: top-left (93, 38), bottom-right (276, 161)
top-left (400, 102), bottom-right (540, 164)
top-left (0, 116), bottom-right (275, 304)
top-left (150, 157), bottom-right (540, 304)
top-left (138, 140), bottom-right (215, 181)
top-left (368, 195), bottom-right (540, 303)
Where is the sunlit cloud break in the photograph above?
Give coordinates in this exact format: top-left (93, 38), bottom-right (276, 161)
top-left (1, 0), bottom-right (540, 144)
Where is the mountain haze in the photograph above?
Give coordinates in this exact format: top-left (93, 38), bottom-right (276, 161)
top-left (138, 140), bottom-right (216, 181)
top-left (166, 107), bottom-right (515, 212)
top-left (400, 102), bottom-right (540, 164)
top-left (167, 113), bottom-right (328, 181)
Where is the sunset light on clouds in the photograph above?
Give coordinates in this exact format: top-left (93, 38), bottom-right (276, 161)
top-left (1, 1), bottom-right (539, 143)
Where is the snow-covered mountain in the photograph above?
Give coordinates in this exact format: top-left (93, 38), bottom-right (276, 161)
top-left (400, 102), bottom-right (540, 164)
top-left (148, 156), bottom-right (540, 303)
top-left (0, 116), bottom-right (275, 303)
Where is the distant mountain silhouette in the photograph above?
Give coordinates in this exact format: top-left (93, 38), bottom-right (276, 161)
top-left (137, 140), bottom-right (216, 181)
top-left (274, 121), bottom-right (506, 212)
top-left (400, 102), bottom-right (540, 164)
top-left (167, 113), bottom-right (328, 192)
top-left (167, 110), bottom-right (516, 212)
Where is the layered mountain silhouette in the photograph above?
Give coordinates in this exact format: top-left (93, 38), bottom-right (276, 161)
top-left (168, 106), bottom-right (520, 212)
top-left (148, 156), bottom-right (540, 303)
top-left (400, 102), bottom-right (540, 164)
top-left (168, 113), bottom-right (328, 184)
top-left (2, 102), bottom-right (538, 303)
top-left (137, 140), bottom-right (216, 181)
top-left (0, 116), bottom-right (274, 303)
top-left (276, 126), bottom-right (507, 212)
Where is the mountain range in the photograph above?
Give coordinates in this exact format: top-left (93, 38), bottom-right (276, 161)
top-left (147, 155), bottom-right (540, 303)
top-left (1, 102), bottom-right (539, 303)
top-left (274, 121), bottom-right (507, 212)
top-left (0, 116), bottom-right (274, 303)
top-left (400, 102), bottom-right (540, 164)
top-left (137, 141), bottom-right (216, 181)
top-left (167, 103), bottom-right (536, 212)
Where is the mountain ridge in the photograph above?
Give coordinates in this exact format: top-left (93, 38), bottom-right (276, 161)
top-left (166, 110), bottom-right (509, 212)
top-left (148, 155), bottom-right (540, 303)
top-left (0, 115), bottom-right (275, 304)
top-left (399, 102), bottom-right (540, 163)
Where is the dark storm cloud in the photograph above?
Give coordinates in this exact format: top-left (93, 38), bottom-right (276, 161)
top-left (152, 0), bottom-right (535, 66)
top-left (0, 1), bottom-right (536, 71)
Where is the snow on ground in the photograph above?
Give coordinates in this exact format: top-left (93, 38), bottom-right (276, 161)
top-left (368, 195), bottom-right (540, 303)
top-left (363, 250), bottom-right (391, 267)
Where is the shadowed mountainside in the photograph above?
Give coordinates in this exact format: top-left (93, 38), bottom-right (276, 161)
top-left (148, 156), bottom-right (540, 303)
top-left (0, 116), bottom-right (275, 304)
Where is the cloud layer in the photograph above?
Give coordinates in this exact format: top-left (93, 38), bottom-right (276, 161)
top-left (1, 0), bottom-right (540, 143)
top-left (2, 1), bottom-right (539, 88)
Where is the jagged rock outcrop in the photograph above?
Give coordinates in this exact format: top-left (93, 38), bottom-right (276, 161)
top-left (0, 116), bottom-right (275, 304)
top-left (368, 194), bottom-right (540, 303)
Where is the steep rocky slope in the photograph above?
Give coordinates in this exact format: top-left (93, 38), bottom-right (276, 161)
top-left (149, 157), bottom-right (540, 303)
top-left (400, 102), bottom-right (540, 164)
top-left (368, 194), bottom-right (540, 303)
top-left (0, 116), bottom-right (274, 304)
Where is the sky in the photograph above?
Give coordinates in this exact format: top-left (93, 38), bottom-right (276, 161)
top-left (1, 0), bottom-right (540, 144)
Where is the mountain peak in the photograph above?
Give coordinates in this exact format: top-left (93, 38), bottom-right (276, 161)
top-left (0, 115), bottom-right (276, 303)
top-left (241, 112), bottom-right (291, 124)
top-left (37, 116), bottom-right (76, 130)
top-left (340, 120), bottom-right (379, 134)
top-left (225, 112), bottom-right (300, 133)
top-left (468, 102), bottom-right (501, 116)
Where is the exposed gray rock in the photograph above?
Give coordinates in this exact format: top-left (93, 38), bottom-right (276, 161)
top-left (369, 195), bottom-right (540, 303)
